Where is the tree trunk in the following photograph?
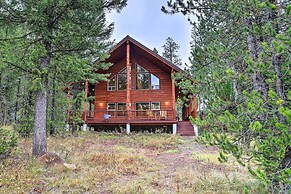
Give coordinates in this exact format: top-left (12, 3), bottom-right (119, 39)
top-left (247, 21), bottom-right (269, 103)
top-left (32, 57), bottom-right (49, 156)
top-left (15, 77), bottom-right (21, 122)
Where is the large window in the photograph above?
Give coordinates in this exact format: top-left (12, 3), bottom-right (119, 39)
top-left (107, 68), bottom-right (128, 91)
top-left (136, 102), bottom-right (160, 116)
top-left (118, 67), bottom-right (127, 91)
top-left (136, 64), bottom-right (159, 90)
top-left (107, 103), bottom-right (126, 117)
top-left (137, 73), bottom-right (150, 89)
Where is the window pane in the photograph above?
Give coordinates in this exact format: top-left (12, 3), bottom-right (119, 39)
top-left (136, 103), bottom-right (150, 110)
top-left (118, 74), bottom-right (127, 90)
top-left (119, 67), bottom-right (127, 74)
top-left (117, 103), bottom-right (126, 116)
top-left (136, 102), bottom-right (150, 116)
top-left (108, 76), bottom-right (116, 91)
top-left (117, 103), bottom-right (126, 110)
top-left (151, 74), bottom-right (160, 90)
top-left (107, 103), bottom-right (116, 110)
top-left (136, 73), bottom-right (150, 90)
top-left (151, 102), bottom-right (160, 110)
top-left (136, 64), bottom-right (148, 72)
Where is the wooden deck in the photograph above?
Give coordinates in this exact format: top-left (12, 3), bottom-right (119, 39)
top-left (86, 117), bottom-right (177, 125)
top-left (83, 109), bottom-right (177, 125)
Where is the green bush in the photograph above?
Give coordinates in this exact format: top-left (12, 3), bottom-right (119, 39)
top-left (0, 128), bottom-right (17, 158)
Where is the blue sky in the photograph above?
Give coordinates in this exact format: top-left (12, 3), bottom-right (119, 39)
top-left (107, 0), bottom-right (192, 65)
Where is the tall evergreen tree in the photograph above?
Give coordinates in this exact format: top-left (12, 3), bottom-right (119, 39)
top-left (162, 37), bottom-right (182, 66)
top-left (163, 0), bottom-right (290, 191)
top-left (0, 0), bottom-right (127, 156)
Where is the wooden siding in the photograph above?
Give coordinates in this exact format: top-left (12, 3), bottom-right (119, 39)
top-left (94, 51), bottom-right (175, 123)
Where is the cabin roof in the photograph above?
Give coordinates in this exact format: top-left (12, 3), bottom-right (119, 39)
top-left (106, 35), bottom-right (184, 73)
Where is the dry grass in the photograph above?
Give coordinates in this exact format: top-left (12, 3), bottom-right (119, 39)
top-left (0, 132), bottom-right (267, 193)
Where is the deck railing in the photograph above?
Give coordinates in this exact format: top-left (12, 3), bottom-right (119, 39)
top-left (82, 109), bottom-right (175, 121)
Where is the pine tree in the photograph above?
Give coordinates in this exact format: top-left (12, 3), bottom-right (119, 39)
top-left (162, 37), bottom-right (182, 67)
top-left (153, 47), bottom-right (159, 54)
top-left (0, 0), bottom-right (127, 156)
top-left (163, 0), bottom-right (290, 191)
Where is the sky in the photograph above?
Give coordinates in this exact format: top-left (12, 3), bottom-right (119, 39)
top-left (106, 0), bottom-right (192, 65)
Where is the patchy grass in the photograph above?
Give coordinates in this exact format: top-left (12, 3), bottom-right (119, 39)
top-left (130, 133), bottom-right (183, 149)
top-left (0, 132), bottom-right (267, 193)
top-left (192, 151), bottom-right (220, 164)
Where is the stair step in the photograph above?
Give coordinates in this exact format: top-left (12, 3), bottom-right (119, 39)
top-left (177, 121), bottom-right (195, 136)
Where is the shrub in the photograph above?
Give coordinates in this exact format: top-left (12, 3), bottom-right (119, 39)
top-left (0, 128), bottom-right (17, 159)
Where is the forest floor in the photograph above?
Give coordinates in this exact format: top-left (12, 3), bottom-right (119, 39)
top-left (0, 132), bottom-right (266, 193)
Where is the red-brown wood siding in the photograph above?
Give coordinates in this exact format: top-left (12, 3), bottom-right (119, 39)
top-left (94, 50), bottom-right (175, 122)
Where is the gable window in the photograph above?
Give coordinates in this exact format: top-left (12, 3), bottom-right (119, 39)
top-left (107, 68), bottom-right (129, 91)
top-left (118, 67), bottom-right (127, 91)
top-left (108, 76), bottom-right (116, 91)
top-left (137, 73), bottom-right (150, 89)
top-left (136, 64), bottom-right (160, 90)
top-left (118, 74), bottom-right (126, 90)
top-left (151, 74), bottom-right (160, 89)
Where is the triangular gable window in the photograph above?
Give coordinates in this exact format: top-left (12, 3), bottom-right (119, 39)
top-left (136, 64), bottom-right (148, 73)
top-left (119, 67), bottom-right (127, 74)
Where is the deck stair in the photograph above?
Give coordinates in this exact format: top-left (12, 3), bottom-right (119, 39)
top-left (177, 121), bottom-right (195, 136)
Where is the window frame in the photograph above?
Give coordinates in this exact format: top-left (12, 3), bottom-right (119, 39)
top-left (150, 74), bottom-right (160, 90)
top-left (107, 103), bottom-right (116, 110)
top-left (151, 102), bottom-right (160, 110)
top-left (117, 74), bottom-right (127, 91)
top-left (107, 76), bottom-right (116, 91)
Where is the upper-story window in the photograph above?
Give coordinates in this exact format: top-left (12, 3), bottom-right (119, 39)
top-left (108, 67), bottom-right (128, 91)
top-left (136, 64), bottom-right (160, 90)
top-left (108, 76), bottom-right (116, 91)
top-left (118, 67), bottom-right (127, 90)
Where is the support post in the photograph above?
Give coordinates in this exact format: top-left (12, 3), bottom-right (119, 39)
top-left (126, 123), bottom-right (130, 134)
top-left (173, 123), bottom-right (177, 135)
top-left (126, 41), bottom-right (131, 121)
top-left (171, 69), bottom-right (176, 119)
top-left (82, 124), bottom-right (87, 131)
top-left (193, 96), bottom-right (197, 119)
top-left (193, 124), bottom-right (198, 136)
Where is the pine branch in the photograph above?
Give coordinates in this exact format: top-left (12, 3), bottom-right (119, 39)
top-left (3, 60), bottom-right (33, 74)
top-left (0, 32), bottom-right (33, 41)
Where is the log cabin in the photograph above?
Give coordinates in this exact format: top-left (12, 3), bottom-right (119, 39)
top-left (81, 36), bottom-right (197, 135)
